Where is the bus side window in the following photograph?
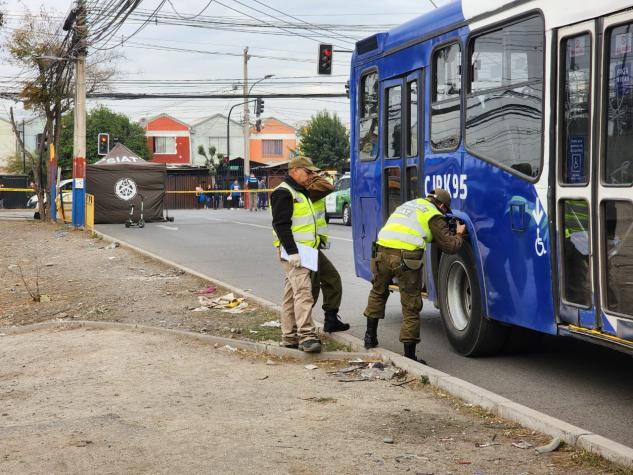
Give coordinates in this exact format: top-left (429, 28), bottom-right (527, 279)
top-left (359, 72), bottom-right (379, 161)
top-left (431, 43), bottom-right (461, 151)
top-left (385, 85), bottom-right (402, 159)
top-left (465, 15), bottom-right (544, 178)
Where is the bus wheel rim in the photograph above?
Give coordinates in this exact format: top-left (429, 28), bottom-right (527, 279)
top-left (446, 261), bottom-right (471, 332)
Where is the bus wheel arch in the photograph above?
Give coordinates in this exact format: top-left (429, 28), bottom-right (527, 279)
top-left (437, 243), bottom-right (508, 356)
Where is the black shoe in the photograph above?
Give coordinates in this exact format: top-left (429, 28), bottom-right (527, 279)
top-left (403, 342), bottom-right (427, 365)
top-left (364, 318), bottom-right (379, 349)
top-left (323, 311), bottom-right (350, 333)
top-left (298, 339), bottom-right (322, 353)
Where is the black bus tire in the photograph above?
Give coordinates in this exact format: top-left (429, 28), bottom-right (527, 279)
top-left (438, 244), bottom-right (508, 356)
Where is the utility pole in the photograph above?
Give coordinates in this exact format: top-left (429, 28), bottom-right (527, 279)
top-left (21, 119), bottom-right (26, 173)
top-left (243, 47), bottom-right (251, 182)
top-left (71, 0), bottom-right (87, 228)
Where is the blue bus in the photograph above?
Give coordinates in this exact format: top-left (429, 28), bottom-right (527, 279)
top-left (350, 0), bottom-right (633, 355)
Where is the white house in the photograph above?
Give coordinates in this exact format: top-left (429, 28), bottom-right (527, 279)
top-left (190, 113), bottom-right (244, 166)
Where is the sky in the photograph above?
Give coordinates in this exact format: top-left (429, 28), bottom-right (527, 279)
top-left (0, 0), bottom-right (447, 128)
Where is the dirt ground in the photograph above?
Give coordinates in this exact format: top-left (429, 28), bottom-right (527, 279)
top-left (0, 220), bottom-right (629, 474)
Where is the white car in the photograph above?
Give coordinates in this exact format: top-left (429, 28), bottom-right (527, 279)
top-left (27, 179), bottom-right (74, 208)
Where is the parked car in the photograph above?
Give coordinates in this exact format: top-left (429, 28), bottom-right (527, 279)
top-left (325, 173), bottom-right (352, 226)
top-left (27, 179), bottom-right (73, 209)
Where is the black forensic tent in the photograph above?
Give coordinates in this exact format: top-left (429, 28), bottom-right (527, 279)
top-left (86, 144), bottom-right (166, 224)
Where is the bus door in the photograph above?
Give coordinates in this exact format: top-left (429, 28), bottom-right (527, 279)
top-left (381, 70), bottom-right (424, 222)
top-left (556, 22), bottom-right (598, 329)
top-left (597, 12), bottom-right (633, 339)
top-left (557, 16), bottom-right (633, 342)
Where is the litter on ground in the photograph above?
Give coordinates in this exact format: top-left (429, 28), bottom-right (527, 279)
top-left (535, 437), bottom-right (561, 454)
top-left (304, 364), bottom-right (319, 370)
top-left (260, 320), bottom-right (281, 328)
top-left (512, 440), bottom-right (534, 450)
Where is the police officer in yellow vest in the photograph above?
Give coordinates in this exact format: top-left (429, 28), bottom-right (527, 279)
top-left (304, 173), bottom-right (350, 333)
top-left (271, 156), bottom-right (323, 353)
top-left (364, 188), bottom-right (466, 363)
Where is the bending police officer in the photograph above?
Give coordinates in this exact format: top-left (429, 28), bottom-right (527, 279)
top-left (363, 188), bottom-right (466, 363)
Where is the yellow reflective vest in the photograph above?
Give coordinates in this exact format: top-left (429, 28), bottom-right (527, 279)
top-left (272, 182), bottom-right (319, 249)
top-left (377, 198), bottom-right (442, 251)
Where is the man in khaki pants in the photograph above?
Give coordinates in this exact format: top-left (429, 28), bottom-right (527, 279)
top-left (271, 156), bottom-right (322, 353)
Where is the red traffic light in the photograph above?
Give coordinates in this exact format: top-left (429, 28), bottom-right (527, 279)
top-left (323, 48), bottom-right (332, 57)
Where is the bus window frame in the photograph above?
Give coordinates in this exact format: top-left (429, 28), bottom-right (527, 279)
top-left (406, 75), bottom-right (422, 159)
top-left (383, 81), bottom-right (403, 160)
top-left (600, 19), bottom-right (633, 189)
top-left (357, 67), bottom-right (380, 162)
top-left (463, 10), bottom-right (546, 184)
top-left (557, 30), bottom-right (593, 189)
top-left (430, 39), bottom-right (463, 153)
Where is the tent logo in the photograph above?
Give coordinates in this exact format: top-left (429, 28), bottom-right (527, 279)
top-left (114, 178), bottom-right (138, 201)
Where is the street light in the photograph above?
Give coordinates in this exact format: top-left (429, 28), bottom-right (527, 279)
top-left (248, 74), bottom-right (274, 96)
top-left (226, 74), bottom-right (274, 178)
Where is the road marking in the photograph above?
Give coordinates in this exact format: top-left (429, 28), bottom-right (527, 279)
top-left (156, 225), bottom-right (179, 231)
top-left (204, 217), bottom-right (353, 242)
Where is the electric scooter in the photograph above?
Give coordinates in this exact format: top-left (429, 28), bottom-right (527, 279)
top-left (125, 194), bottom-right (144, 228)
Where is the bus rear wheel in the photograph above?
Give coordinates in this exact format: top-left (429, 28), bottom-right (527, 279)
top-left (438, 245), bottom-right (507, 356)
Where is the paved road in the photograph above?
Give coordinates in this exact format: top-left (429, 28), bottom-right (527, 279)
top-left (98, 208), bottom-right (633, 448)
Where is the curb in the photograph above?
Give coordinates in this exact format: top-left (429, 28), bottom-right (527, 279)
top-left (0, 320), bottom-right (378, 362)
top-left (93, 230), bottom-right (633, 468)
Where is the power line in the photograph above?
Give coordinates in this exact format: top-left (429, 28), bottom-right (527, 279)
top-left (166, 0), bottom-right (215, 20)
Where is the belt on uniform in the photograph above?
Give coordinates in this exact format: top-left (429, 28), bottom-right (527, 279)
top-left (377, 245), bottom-right (422, 258)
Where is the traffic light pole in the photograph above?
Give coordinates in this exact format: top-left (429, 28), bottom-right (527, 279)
top-left (72, 0), bottom-right (87, 228)
top-left (227, 99), bottom-right (255, 170)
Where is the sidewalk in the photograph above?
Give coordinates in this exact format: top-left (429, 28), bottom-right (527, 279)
top-left (0, 220), bottom-right (627, 474)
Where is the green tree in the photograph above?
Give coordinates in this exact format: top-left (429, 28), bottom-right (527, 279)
top-left (59, 106), bottom-right (150, 170)
top-left (298, 110), bottom-right (349, 171)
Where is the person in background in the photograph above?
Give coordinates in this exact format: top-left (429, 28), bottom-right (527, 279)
top-left (204, 183), bottom-right (213, 209)
top-left (195, 183), bottom-right (204, 209)
top-left (257, 177), bottom-right (267, 210)
top-left (363, 188), bottom-right (465, 363)
top-left (212, 182), bottom-right (222, 209)
top-left (247, 172), bottom-right (258, 212)
top-left (230, 179), bottom-right (241, 209)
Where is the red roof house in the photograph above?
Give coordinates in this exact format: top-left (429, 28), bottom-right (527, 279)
top-left (144, 114), bottom-right (191, 164)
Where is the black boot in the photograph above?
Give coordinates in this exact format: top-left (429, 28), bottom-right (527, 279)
top-left (364, 318), bottom-right (379, 349)
top-left (403, 342), bottom-right (427, 365)
top-left (323, 310), bottom-right (350, 333)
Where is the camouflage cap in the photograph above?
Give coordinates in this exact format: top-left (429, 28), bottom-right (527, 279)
top-left (288, 156), bottom-right (320, 172)
top-left (428, 188), bottom-right (452, 212)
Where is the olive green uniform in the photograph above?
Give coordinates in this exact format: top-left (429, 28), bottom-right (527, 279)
top-left (364, 200), bottom-right (463, 343)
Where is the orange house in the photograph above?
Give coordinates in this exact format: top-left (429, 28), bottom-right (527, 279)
top-left (144, 114), bottom-right (191, 164)
top-left (249, 118), bottom-right (297, 164)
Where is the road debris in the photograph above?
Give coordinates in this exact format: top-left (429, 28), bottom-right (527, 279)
top-left (512, 440), bottom-right (534, 450)
top-left (535, 437), bottom-right (561, 454)
top-left (475, 442), bottom-right (500, 448)
top-left (40, 294), bottom-right (51, 302)
top-left (196, 286), bottom-right (217, 295)
top-left (383, 437), bottom-right (394, 444)
top-left (265, 359), bottom-right (278, 365)
top-left (221, 345), bottom-right (237, 352)
top-left (104, 242), bottom-right (119, 250)
top-left (260, 320), bottom-right (281, 328)
top-left (337, 378), bottom-right (369, 383)
top-left (194, 293), bottom-right (249, 313)
top-left (304, 364), bottom-right (318, 370)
